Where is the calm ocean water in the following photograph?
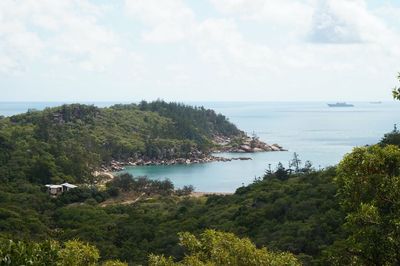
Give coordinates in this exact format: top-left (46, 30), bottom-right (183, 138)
top-left (1, 101), bottom-right (399, 192)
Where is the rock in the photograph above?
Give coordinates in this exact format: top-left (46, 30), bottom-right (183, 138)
top-left (240, 145), bottom-right (252, 152)
top-left (270, 145), bottom-right (281, 151)
top-left (253, 147), bottom-right (264, 152)
top-left (232, 157), bottom-right (252, 161)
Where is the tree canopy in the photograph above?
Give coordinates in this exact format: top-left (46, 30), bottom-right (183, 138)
top-left (149, 229), bottom-right (300, 266)
top-left (0, 101), bottom-right (241, 185)
top-left (328, 145), bottom-right (400, 265)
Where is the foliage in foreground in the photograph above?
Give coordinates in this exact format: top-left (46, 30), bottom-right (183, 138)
top-left (149, 229), bottom-right (300, 266)
top-left (0, 239), bottom-right (127, 266)
top-left (325, 145), bottom-right (400, 265)
top-left (0, 230), bottom-right (299, 266)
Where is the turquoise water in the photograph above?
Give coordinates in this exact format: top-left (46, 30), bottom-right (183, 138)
top-left (1, 101), bottom-right (400, 192)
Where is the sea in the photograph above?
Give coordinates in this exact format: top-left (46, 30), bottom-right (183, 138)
top-left (1, 101), bottom-right (399, 192)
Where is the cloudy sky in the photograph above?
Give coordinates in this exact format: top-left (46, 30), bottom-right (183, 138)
top-left (1, 0), bottom-right (400, 101)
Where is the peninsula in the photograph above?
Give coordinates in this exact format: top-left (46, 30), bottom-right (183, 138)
top-left (0, 101), bottom-right (284, 179)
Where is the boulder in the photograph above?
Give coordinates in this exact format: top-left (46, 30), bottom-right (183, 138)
top-left (240, 145), bottom-right (252, 152)
top-left (270, 145), bottom-right (281, 151)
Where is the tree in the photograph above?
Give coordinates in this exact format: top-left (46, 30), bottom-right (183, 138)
top-left (175, 185), bottom-right (195, 196)
top-left (380, 124), bottom-right (400, 147)
top-left (110, 173), bottom-right (135, 192)
top-left (289, 153), bottom-right (301, 173)
top-left (274, 162), bottom-right (289, 180)
top-left (148, 230), bottom-right (300, 266)
top-left (101, 260), bottom-right (128, 266)
top-left (392, 73), bottom-right (400, 100)
top-left (250, 132), bottom-right (259, 149)
top-left (302, 160), bottom-right (313, 173)
top-left (58, 240), bottom-right (100, 266)
top-left (0, 239), bottom-right (118, 266)
top-left (332, 145), bottom-right (400, 265)
top-left (0, 239), bottom-right (59, 265)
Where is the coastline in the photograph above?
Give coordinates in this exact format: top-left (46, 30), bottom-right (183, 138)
top-left (104, 155), bottom-right (252, 171)
top-left (102, 136), bottom-right (286, 172)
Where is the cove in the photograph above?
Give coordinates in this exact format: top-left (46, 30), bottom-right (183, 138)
top-left (119, 101), bottom-right (400, 192)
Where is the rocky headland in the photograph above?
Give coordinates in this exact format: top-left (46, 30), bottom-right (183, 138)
top-left (213, 135), bottom-right (286, 153)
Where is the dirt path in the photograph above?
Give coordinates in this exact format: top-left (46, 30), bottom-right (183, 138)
top-left (100, 192), bottom-right (145, 207)
top-left (119, 192), bottom-right (146, 205)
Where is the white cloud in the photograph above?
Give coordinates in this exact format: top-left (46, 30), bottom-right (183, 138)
top-left (209, 0), bottom-right (314, 32)
top-left (195, 18), bottom-right (276, 74)
top-left (122, 0), bottom-right (400, 83)
top-left (0, 0), bottom-right (120, 74)
top-left (2, 0), bottom-right (400, 101)
top-left (125, 0), bottom-right (195, 43)
top-left (309, 1), bottom-right (362, 43)
top-left (374, 5), bottom-right (400, 30)
top-left (309, 1), bottom-right (398, 45)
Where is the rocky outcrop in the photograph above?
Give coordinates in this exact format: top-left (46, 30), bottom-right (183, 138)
top-left (213, 135), bottom-right (286, 153)
top-left (103, 156), bottom-right (252, 171)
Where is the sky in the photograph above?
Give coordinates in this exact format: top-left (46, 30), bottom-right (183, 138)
top-left (1, 0), bottom-right (400, 102)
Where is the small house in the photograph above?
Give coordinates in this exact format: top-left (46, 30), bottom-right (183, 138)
top-left (61, 182), bottom-right (78, 192)
top-left (45, 184), bottom-right (63, 196)
top-left (45, 183), bottom-right (78, 196)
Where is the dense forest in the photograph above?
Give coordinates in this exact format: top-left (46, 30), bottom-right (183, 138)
top-left (1, 100), bottom-right (400, 265)
top-left (0, 101), bottom-right (241, 185)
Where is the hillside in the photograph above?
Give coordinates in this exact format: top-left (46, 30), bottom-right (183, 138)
top-left (0, 101), bottom-right (242, 184)
top-left (0, 129), bottom-right (400, 265)
top-left (0, 159), bottom-right (343, 265)
top-left (1, 102), bottom-right (399, 265)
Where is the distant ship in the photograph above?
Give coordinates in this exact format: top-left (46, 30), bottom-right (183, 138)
top-left (369, 101), bottom-right (382, 104)
top-left (327, 102), bottom-right (354, 107)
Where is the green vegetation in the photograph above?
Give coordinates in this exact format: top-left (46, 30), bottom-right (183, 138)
top-left (149, 229), bottom-right (300, 266)
top-left (0, 239), bottom-right (126, 266)
top-left (1, 100), bottom-right (400, 265)
top-left (0, 158), bottom-right (343, 264)
top-left (325, 145), bottom-right (400, 265)
top-left (0, 230), bottom-right (298, 266)
top-left (1, 142), bottom-right (398, 265)
top-left (0, 101), bottom-right (240, 185)
top-left (380, 124), bottom-right (400, 147)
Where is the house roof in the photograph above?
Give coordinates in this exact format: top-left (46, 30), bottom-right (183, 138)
top-left (61, 183), bottom-right (78, 188)
top-left (45, 184), bottom-right (62, 189)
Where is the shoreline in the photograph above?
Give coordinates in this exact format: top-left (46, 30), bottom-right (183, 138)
top-left (104, 155), bottom-right (253, 171)
top-left (101, 136), bottom-right (286, 172)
